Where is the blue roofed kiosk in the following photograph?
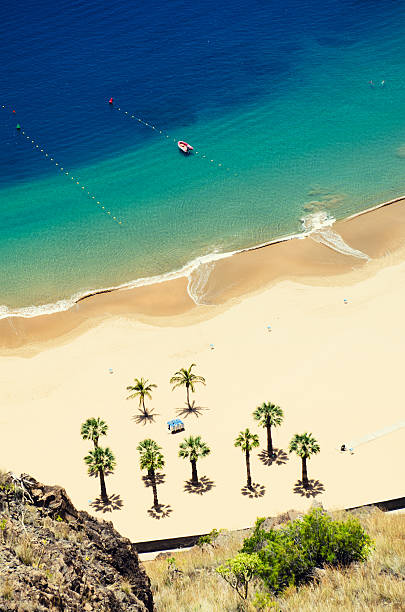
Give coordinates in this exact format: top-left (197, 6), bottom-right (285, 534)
top-left (167, 419), bottom-right (185, 434)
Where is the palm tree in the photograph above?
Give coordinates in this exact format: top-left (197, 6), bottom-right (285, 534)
top-left (235, 429), bottom-right (260, 490)
top-left (126, 378), bottom-right (157, 414)
top-left (179, 435), bottom-right (211, 485)
top-left (84, 446), bottom-right (116, 503)
top-left (137, 440), bottom-right (165, 509)
top-left (289, 433), bottom-right (320, 488)
top-left (170, 364), bottom-right (206, 409)
top-left (80, 417), bottom-right (108, 448)
top-left (253, 402), bottom-right (284, 457)
top-left (137, 439), bottom-right (161, 477)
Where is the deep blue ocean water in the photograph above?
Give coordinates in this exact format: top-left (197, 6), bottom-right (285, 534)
top-left (1, 0), bottom-right (405, 312)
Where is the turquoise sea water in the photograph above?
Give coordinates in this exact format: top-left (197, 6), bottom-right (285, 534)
top-left (1, 1), bottom-right (405, 314)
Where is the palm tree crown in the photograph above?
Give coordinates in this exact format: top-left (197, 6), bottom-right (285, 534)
top-left (80, 417), bottom-right (108, 448)
top-left (253, 402), bottom-right (284, 457)
top-left (179, 435), bottom-right (210, 485)
top-left (170, 364), bottom-right (206, 408)
top-left (234, 429), bottom-right (260, 452)
top-left (138, 440), bottom-right (165, 508)
top-left (179, 435), bottom-right (211, 462)
top-left (126, 377), bottom-right (157, 412)
top-left (289, 433), bottom-right (320, 459)
top-left (84, 446), bottom-right (116, 477)
top-left (139, 447), bottom-right (165, 472)
top-left (136, 438), bottom-right (161, 455)
top-left (289, 432), bottom-right (320, 488)
top-left (253, 402), bottom-right (283, 428)
top-left (235, 428), bottom-right (260, 490)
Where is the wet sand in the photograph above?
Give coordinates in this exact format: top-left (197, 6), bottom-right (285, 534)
top-left (0, 252), bottom-right (404, 542)
top-left (0, 196), bottom-right (404, 543)
top-left (2, 195), bottom-right (405, 352)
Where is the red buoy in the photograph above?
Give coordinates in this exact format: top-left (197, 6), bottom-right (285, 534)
top-left (12, 110), bottom-right (16, 113)
top-left (109, 98), bottom-right (113, 105)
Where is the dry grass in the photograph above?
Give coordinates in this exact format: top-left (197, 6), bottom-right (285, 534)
top-left (0, 577), bottom-right (14, 601)
top-left (0, 470), bottom-right (8, 487)
top-left (120, 579), bottom-right (133, 595)
top-left (15, 535), bottom-right (35, 566)
top-left (145, 530), bottom-right (249, 611)
top-left (42, 515), bottom-right (80, 542)
top-left (145, 509), bottom-right (405, 611)
top-left (13, 533), bottom-right (49, 569)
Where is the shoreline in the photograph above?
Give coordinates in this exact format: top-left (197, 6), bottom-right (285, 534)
top-left (1, 255), bottom-right (405, 542)
top-left (0, 218), bottom-right (312, 321)
top-left (1, 193), bottom-right (404, 317)
top-left (3, 193), bottom-right (405, 352)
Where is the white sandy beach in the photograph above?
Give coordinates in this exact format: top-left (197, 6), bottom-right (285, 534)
top-left (1, 245), bottom-right (404, 543)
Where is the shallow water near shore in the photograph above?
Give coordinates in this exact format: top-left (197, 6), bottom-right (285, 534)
top-left (2, 0), bottom-right (405, 314)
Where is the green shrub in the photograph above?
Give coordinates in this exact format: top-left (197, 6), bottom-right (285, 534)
top-left (241, 518), bottom-right (270, 554)
top-left (197, 528), bottom-right (222, 547)
top-left (217, 552), bottom-right (262, 600)
top-left (252, 591), bottom-right (280, 610)
top-left (240, 509), bottom-right (373, 594)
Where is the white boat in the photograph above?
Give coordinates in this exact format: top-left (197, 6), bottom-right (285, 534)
top-left (177, 140), bottom-right (194, 154)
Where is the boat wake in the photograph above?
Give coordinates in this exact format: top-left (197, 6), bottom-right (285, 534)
top-left (302, 212), bottom-right (370, 261)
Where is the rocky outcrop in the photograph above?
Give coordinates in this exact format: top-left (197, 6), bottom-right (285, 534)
top-left (0, 473), bottom-right (154, 611)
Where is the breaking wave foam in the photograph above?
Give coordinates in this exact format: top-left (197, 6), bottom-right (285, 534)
top-left (0, 249), bottom-right (237, 320)
top-left (0, 210), bottom-right (371, 321)
top-left (302, 211), bottom-right (370, 261)
top-left (187, 262), bottom-right (215, 305)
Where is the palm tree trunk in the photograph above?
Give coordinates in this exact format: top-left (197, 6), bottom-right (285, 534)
top-left (302, 456), bottom-right (308, 488)
top-left (186, 384), bottom-right (190, 409)
top-left (99, 470), bottom-right (108, 502)
top-left (141, 396), bottom-right (146, 414)
top-left (246, 450), bottom-right (252, 489)
top-left (191, 459), bottom-right (198, 485)
top-left (267, 425), bottom-right (273, 457)
top-left (151, 468), bottom-right (159, 508)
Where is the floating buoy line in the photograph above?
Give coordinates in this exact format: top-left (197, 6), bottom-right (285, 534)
top-left (1, 105), bottom-right (124, 226)
top-left (111, 101), bottom-right (237, 176)
top-left (2, 99), bottom-right (237, 227)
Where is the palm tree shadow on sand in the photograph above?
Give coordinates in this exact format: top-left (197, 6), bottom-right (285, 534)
top-left (293, 479), bottom-right (325, 498)
top-left (176, 401), bottom-right (208, 419)
top-left (90, 493), bottom-right (123, 513)
top-left (184, 475), bottom-right (215, 495)
top-left (132, 409), bottom-right (159, 425)
top-left (258, 448), bottom-right (289, 466)
top-left (241, 483), bottom-right (266, 498)
top-left (147, 504), bottom-right (173, 519)
top-left (142, 472), bottom-right (166, 487)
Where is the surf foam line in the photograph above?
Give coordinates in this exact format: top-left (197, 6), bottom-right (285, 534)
top-left (0, 228), bottom-right (311, 320)
top-left (302, 212), bottom-right (370, 261)
top-left (0, 209), bottom-right (376, 320)
top-left (0, 250), bottom-right (237, 320)
top-left (345, 194), bottom-right (405, 221)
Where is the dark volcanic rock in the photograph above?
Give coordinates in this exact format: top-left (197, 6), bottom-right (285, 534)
top-left (0, 473), bottom-right (153, 611)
